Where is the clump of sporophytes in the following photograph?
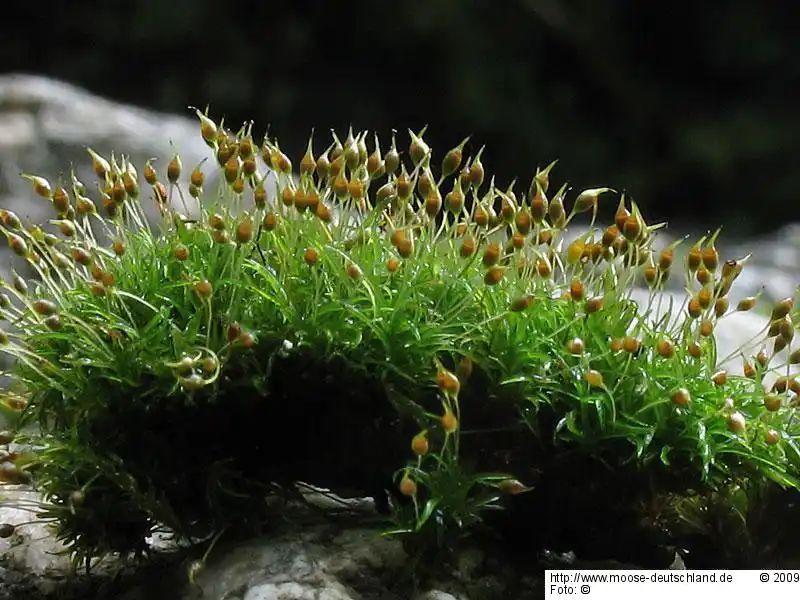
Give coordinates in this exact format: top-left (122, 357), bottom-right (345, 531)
top-left (0, 108), bottom-right (798, 572)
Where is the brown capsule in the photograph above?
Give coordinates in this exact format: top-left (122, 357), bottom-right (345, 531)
top-left (384, 141), bottom-right (400, 176)
top-left (771, 297), bottom-right (794, 321)
top-left (695, 266), bottom-right (712, 285)
top-left (699, 319), bottom-right (714, 337)
top-left (212, 230), bottom-right (230, 244)
top-left (548, 195), bottom-right (566, 227)
top-left (0, 523), bottom-right (15, 539)
top-left (236, 217), bottom-right (253, 244)
top-left (569, 278), bottom-right (584, 301)
top-left (238, 331), bottom-right (256, 349)
top-left (33, 299), bottom-right (58, 315)
top-left (788, 348), bottom-right (800, 364)
top-left (601, 226), bottom-right (619, 248)
top-left (536, 257), bottom-right (552, 278)
top-left (714, 297), bottom-right (729, 317)
top-left (511, 232), bottom-right (525, 250)
top-left (765, 429), bottom-right (780, 445)
top-left (196, 111), bottom-right (218, 145)
top-left (442, 138), bottom-right (469, 178)
top-left (756, 348), bottom-right (770, 367)
top-left (281, 186), bottom-right (296, 207)
top-left (656, 339), bottom-right (675, 359)
top-left (315, 150), bottom-right (331, 180)
top-left (376, 182), bottom-right (396, 203)
top-left (195, 279), bottom-right (213, 299)
top-left (687, 297), bottom-right (702, 319)
top-left (473, 205), bottom-right (489, 228)
top-left (583, 296), bottom-right (605, 314)
top-left (687, 246), bottom-right (702, 271)
top-left (530, 188), bottom-right (548, 224)
top-left (71, 247), bottom-right (92, 266)
top-left (396, 238), bottom-right (414, 258)
top-left (386, 257), bottom-right (401, 273)
top-left (484, 266), bottom-right (505, 286)
top-left (346, 263), bottom-right (363, 281)
top-left (300, 142), bottom-right (316, 176)
top-left (167, 154), bottom-right (182, 184)
top-left (469, 152), bottom-right (485, 188)
top-left (209, 214), bottom-right (226, 231)
top-left (510, 295), bottom-right (534, 312)
top-left (702, 244), bottom-right (719, 272)
top-left (565, 239), bottom-right (585, 265)
top-left (774, 376), bottom-right (793, 393)
top-left (174, 244), bottom-right (190, 261)
top-left (53, 186), bottom-right (70, 214)
top-left (222, 156), bottom-right (239, 184)
top-left (774, 336), bottom-right (789, 355)
top-left (315, 202), bottom-right (332, 223)
top-left (7, 233), bottom-right (28, 257)
top-left (644, 265), bottom-right (659, 287)
top-left (424, 189), bottom-right (442, 217)
top-left (445, 185), bottom-right (465, 214)
top-left (697, 287), bottom-right (712, 309)
top-left (687, 341), bottom-right (703, 358)
top-left (482, 243), bottom-right (502, 267)
top-left (737, 296), bottom-right (758, 311)
top-left (726, 411), bottom-right (746, 434)
top-left (711, 370), bottom-right (728, 386)
top-left (764, 393), bottom-right (782, 412)
top-left (622, 214), bottom-right (642, 242)
top-left (304, 248), bottom-right (319, 266)
top-left (227, 321), bottom-right (242, 343)
top-left (44, 314), bottom-right (62, 331)
top-left (671, 388), bottom-right (690, 406)
top-left (537, 229), bottom-right (554, 246)
top-left (614, 200), bottom-right (631, 231)
top-left (623, 336), bottom-right (641, 354)
top-left (348, 177), bottom-right (365, 201)
top-left (609, 337), bottom-right (624, 353)
top-left (567, 337), bottom-right (585, 355)
top-left (743, 359), bottom-right (756, 379)
top-left (275, 150), bottom-right (292, 175)
top-left (153, 182), bottom-right (168, 206)
top-left (779, 316), bottom-right (795, 342)
top-left (585, 370), bottom-right (604, 388)
top-left (112, 239), bottom-right (126, 256)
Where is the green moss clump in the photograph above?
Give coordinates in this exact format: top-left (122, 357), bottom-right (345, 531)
top-left (1, 114), bottom-right (799, 572)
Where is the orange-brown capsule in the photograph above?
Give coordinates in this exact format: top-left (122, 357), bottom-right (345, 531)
top-left (567, 337), bottom-right (585, 355)
top-left (174, 244), bottom-right (190, 261)
top-left (609, 337), bottom-right (624, 353)
top-left (469, 152), bottom-right (485, 188)
top-left (765, 429), bottom-right (780, 445)
top-left (442, 137), bottom-right (468, 178)
top-left (697, 287), bottom-right (712, 309)
top-left (71, 247), bottom-right (91, 266)
top-left (743, 358), bottom-right (756, 379)
top-left (585, 370), bottom-right (604, 388)
top-left (714, 297), bottom-right (729, 317)
top-left (445, 184), bottom-right (466, 215)
top-left (536, 257), bottom-right (552, 278)
top-left (315, 202), bottom-right (332, 223)
top-left (656, 339), bottom-right (675, 359)
top-left (737, 296), bottom-right (758, 311)
top-left (484, 266), bottom-right (505, 286)
top-left (167, 154), bottom-right (182, 184)
top-left (687, 246), bottom-right (702, 271)
top-left (671, 388), bottom-right (690, 406)
top-left (756, 348), bottom-right (770, 367)
top-left (44, 314), bottom-right (62, 331)
top-left (236, 218), bottom-right (253, 244)
top-left (623, 336), bottom-right (641, 354)
top-left (386, 257), bottom-right (400, 273)
top-left (702, 245), bottom-right (719, 271)
top-left (779, 317), bottom-right (795, 343)
top-left (510, 295), bottom-right (534, 312)
top-left (6, 233), bottom-right (28, 257)
top-left (304, 248), bottom-right (319, 266)
top-left (711, 370), bottom-right (728, 386)
top-left (771, 297), bottom-right (794, 321)
top-left (223, 156), bottom-right (240, 184)
top-left (441, 409), bottom-right (458, 433)
top-left (699, 319), bottom-right (714, 337)
top-left (411, 432), bottom-right (429, 456)
top-left (346, 263), bottom-right (363, 281)
top-left (584, 296), bottom-right (604, 314)
top-left (511, 232), bottom-right (525, 250)
top-left (53, 186), bottom-right (70, 214)
top-left (622, 214), bottom-right (641, 241)
top-left (764, 394), bottom-right (782, 412)
top-left (194, 279), bottom-right (213, 299)
top-left (399, 475), bottom-right (417, 497)
top-left (232, 177), bottom-right (245, 195)
top-left (530, 187), bottom-right (548, 224)
top-left (788, 348), bottom-right (800, 365)
top-left (209, 213), bottom-right (226, 230)
top-left (482, 242), bottom-right (502, 267)
top-left (213, 230), bottom-right (231, 244)
top-left (460, 236), bottom-right (476, 258)
top-left (569, 278), bottom-right (584, 301)
top-left (687, 297), bottom-right (702, 319)
top-left (726, 411), bottom-right (746, 434)
top-left (437, 367), bottom-right (461, 397)
top-left (548, 195), bottom-right (566, 227)
top-left (33, 299), bottom-right (58, 315)
top-left (614, 200), bottom-right (630, 231)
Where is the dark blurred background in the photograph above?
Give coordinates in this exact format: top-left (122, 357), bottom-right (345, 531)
top-left (2, 0), bottom-right (798, 237)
